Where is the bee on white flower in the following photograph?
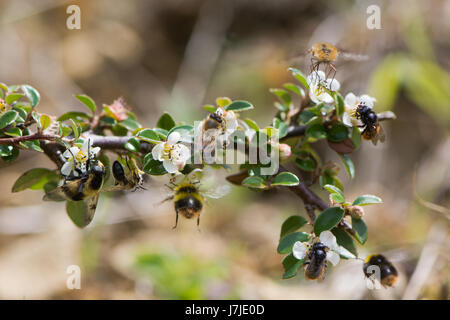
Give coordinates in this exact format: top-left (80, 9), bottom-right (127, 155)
top-left (197, 107), bottom-right (239, 163)
top-left (306, 71), bottom-right (340, 105)
top-left (341, 93), bottom-right (377, 127)
top-left (152, 132), bottom-right (191, 174)
top-left (61, 139), bottom-right (101, 177)
top-left (292, 230), bottom-right (355, 280)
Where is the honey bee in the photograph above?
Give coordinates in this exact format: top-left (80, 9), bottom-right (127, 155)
top-left (43, 155), bottom-right (106, 228)
top-left (355, 104), bottom-right (385, 145)
top-left (162, 169), bottom-right (231, 229)
top-left (106, 156), bottom-right (145, 192)
top-left (199, 107), bottom-right (230, 162)
top-left (304, 242), bottom-right (329, 280)
top-left (363, 254), bottom-right (398, 287)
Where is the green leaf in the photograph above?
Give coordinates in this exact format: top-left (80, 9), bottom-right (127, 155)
top-left (66, 200), bottom-right (91, 228)
top-left (156, 113), bottom-right (176, 131)
top-left (277, 232), bottom-right (310, 254)
top-left (306, 124), bottom-right (327, 139)
top-left (75, 94), bottom-right (96, 113)
top-left (244, 118), bottom-right (259, 132)
top-left (331, 227), bottom-right (358, 257)
top-left (339, 154), bottom-right (355, 179)
top-left (283, 83), bottom-right (305, 97)
top-left (5, 93), bottom-right (24, 105)
top-left (225, 100), bottom-right (254, 112)
top-left (216, 97), bottom-right (232, 108)
top-left (314, 207), bottom-right (344, 236)
top-left (295, 157), bottom-right (316, 172)
top-left (4, 127), bottom-right (22, 137)
top-left (299, 111), bottom-right (316, 124)
top-left (12, 168), bottom-right (55, 192)
top-left (203, 104), bottom-right (217, 113)
top-left (350, 126), bottom-right (361, 150)
top-left (270, 88), bottom-right (292, 107)
top-left (12, 106), bottom-right (27, 122)
top-left (282, 254), bottom-right (304, 279)
top-left (1, 146), bottom-right (19, 162)
top-left (288, 67), bottom-right (309, 89)
top-left (70, 119), bottom-right (80, 139)
top-left (136, 129), bottom-right (161, 143)
top-left (280, 216), bottom-right (308, 239)
top-left (271, 172), bottom-right (299, 186)
top-left (273, 118), bottom-right (289, 138)
top-left (0, 110), bottom-right (18, 129)
top-left (40, 114), bottom-right (51, 130)
top-left (118, 117), bottom-right (141, 131)
top-left (21, 85), bottom-right (40, 107)
top-left (323, 184), bottom-right (344, 198)
top-left (335, 93), bottom-right (345, 116)
top-left (330, 193), bottom-right (345, 204)
top-left (125, 137), bottom-right (140, 152)
top-left (352, 194), bottom-right (382, 206)
top-left (242, 176), bottom-right (267, 189)
top-left (20, 140), bottom-right (43, 152)
top-left (352, 217), bottom-right (368, 244)
top-left (143, 153), bottom-right (167, 175)
top-left (57, 111), bottom-right (91, 122)
top-left (327, 124), bottom-right (349, 142)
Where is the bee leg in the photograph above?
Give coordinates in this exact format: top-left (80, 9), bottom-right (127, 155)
top-left (197, 215), bottom-right (201, 233)
top-left (329, 63), bottom-right (337, 90)
top-left (172, 210), bottom-right (179, 229)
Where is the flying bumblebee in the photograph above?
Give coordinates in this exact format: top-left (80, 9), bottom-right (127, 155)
top-left (355, 103), bottom-right (385, 145)
top-left (363, 254), bottom-right (398, 287)
top-left (304, 242), bottom-right (329, 280)
top-left (43, 151), bottom-right (106, 228)
top-left (162, 169), bottom-right (231, 229)
top-left (106, 156), bottom-right (145, 192)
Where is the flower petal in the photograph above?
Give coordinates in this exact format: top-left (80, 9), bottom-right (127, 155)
top-left (359, 95), bottom-right (376, 108)
top-left (173, 144), bottom-right (191, 161)
top-left (326, 78), bottom-right (340, 91)
top-left (335, 245), bottom-right (356, 259)
top-left (320, 231), bottom-right (338, 250)
top-left (167, 132), bottom-right (181, 145)
top-left (342, 112), bottom-right (353, 127)
top-left (163, 159), bottom-right (179, 174)
top-left (61, 162), bottom-right (73, 176)
top-left (344, 93), bottom-right (357, 108)
top-left (292, 241), bottom-right (307, 260)
top-left (90, 147), bottom-right (101, 156)
top-left (63, 147), bottom-right (80, 159)
top-left (327, 251), bottom-right (340, 266)
top-left (152, 143), bottom-right (165, 161)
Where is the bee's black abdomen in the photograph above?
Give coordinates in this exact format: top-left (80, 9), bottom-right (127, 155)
top-left (175, 196), bottom-right (202, 212)
top-left (90, 165), bottom-right (106, 191)
top-left (112, 161), bottom-right (126, 182)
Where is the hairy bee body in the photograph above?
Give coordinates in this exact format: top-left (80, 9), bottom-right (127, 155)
top-left (304, 242), bottom-right (328, 280)
top-left (173, 183), bottom-right (203, 222)
top-left (355, 105), bottom-right (385, 145)
top-left (110, 158), bottom-right (144, 191)
top-left (363, 254), bottom-right (398, 287)
top-left (44, 160), bottom-right (106, 227)
top-left (311, 42), bottom-right (339, 63)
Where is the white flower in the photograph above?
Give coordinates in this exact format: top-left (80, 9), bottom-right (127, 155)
top-left (307, 71), bottom-right (340, 105)
top-left (152, 132), bottom-right (191, 174)
top-left (342, 93), bottom-right (377, 127)
top-left (292, 230), bottom-right (355, 267)
top-left (61, 139), bottom-right (101, 177)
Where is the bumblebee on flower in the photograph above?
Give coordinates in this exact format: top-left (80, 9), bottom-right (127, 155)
top-left (61, 139), bottom-right (101, 177)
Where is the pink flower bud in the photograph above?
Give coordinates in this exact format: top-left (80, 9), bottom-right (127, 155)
top-left (279, 143), bottom-right (291, 159)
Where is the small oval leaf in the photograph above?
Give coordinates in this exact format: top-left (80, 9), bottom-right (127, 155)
top-left (313, 207), bottom-right (344, 236)
top-left (271, 172), bottom-right (299, 186)
top-left (352, 194), bottom-right (382, 206)
top-left (277, 232), bottom-right (310, 254)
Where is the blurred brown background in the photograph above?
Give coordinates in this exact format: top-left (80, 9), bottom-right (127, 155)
top-left (0, 0), bottom-right (448, 299)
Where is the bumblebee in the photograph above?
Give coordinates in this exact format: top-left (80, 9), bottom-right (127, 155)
top-left (43, 157), bottom-right (106, 227)
top-left (200, 108), bottom-right (228, 162)
top-left (107, 156), bottom-right (145, 191)
top-left (355, 104), bottom-right (385, 145)
top-left (363, 254), bottom-right (398, 287)
top-left (162, 169), bottom-right (230, 229)
top-left (304, 242), bottom-right (329, 280)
